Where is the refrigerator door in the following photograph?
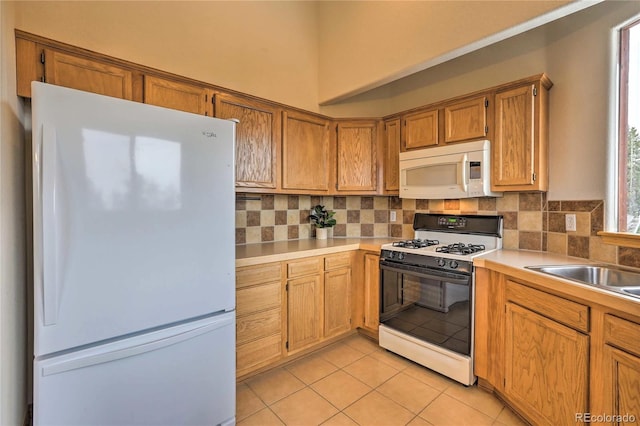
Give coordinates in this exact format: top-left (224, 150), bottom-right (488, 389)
top-left (34, 312), bottom-right (235, 426)
top-left (31, 82), bottom-right (236, 356)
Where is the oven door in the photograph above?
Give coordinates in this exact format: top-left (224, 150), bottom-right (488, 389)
top-left (379, 260), bottom-right (472, 356)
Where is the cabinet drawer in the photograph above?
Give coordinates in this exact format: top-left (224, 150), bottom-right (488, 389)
top-left (506, 280), bottom-right (589, 332)
top-left (237, 334), bottom-right (282, 374)
top-left (287, 257), bottom-right (322, 278)
top-left (237, 263), bottom-right (281, 289)
top-left (237, 308), bottom-right (281, 345)
top-left (237, 282), bottom-right (280, 316)
top-left (324, 253), bottom-right (352, 271)
top-left (604, 314), bottom-right (640, 357)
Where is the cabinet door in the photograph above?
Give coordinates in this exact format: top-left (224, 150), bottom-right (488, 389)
top-left (402, 109), bottom-right (439, 150)
top-left (600, 345), bottom-right (640, 424)
top-left (282, 111), bottom-right (331, 192)
top-left (363, 253), bottom-right (380, 333)
top-left (324, 267), bottom-right (351, 338)
top-left (493, 84), bottom-right (539, 189)
top-left (383, 119), bottom-right (400, 192)
top-left (43, 49), bottom-right (133, 100)
top-left (215, 94), bottom-right (280, 189)
top-left (336, 121), bottom-right (377, 192)
top-left (505, 302), bottom-right (588, 425)
top-left (444, 96), bottom-right (487, 143)
top-left (287, 274), bottom-right (322, 352)
top-left (144, 75), bottom-right (211, 115)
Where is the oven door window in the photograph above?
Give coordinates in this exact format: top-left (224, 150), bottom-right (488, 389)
top-left (380, 264), bottom-right (471, 356)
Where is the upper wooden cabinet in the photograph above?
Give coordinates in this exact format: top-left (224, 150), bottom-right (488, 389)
top-left (443, 96), bottom-right (488, 143)
top-left (382, 118), bottom-right (400, 193)
top-left (144, 75), bottom-right (211, 115)
top-left (402, 109), bottom-right (439, 150)
top-left (492, 77), bottom-right (552, 192)
top-left (336, 120), bottom-right (377, 193)
top-left (282, 110), bottom-right (332, 193)
top-left (214, 93), bottom-right (280, 190)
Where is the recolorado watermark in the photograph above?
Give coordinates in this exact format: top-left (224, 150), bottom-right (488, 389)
top-left (576, 413), bottom-right (636, 423)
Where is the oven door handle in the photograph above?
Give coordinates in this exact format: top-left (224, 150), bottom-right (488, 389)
top-left (379, 262), bottom-right (470, 285)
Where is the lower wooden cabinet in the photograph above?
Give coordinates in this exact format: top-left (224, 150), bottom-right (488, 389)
top-left (236, 262), bottom-right (283, 377)
top-left (594, 315), bottom-right (640, 423)
top-left (362, 252), bottom-right (380, 334)
top-left (236, 250), bottom-right (368, 377)
top-left (504, 301), bottom-right (589, 425)
top-left (324, 254), bottom-right (352, 339)
top-left (475, 267), bottom-right (640, 426)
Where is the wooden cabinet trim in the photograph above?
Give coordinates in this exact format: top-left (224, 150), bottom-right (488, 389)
top-left (506, 279), bottom-right (589, 332)
top-left (287, 257), bottom-right (323, 278)
top-left (237, 262), bottom-right (282, 288)
top-left (604, 314), bottom-right (640, 357)
top-left (324, 253), bottom-right (352, 271)
top-left (443, 96), bottom-right (487, 143)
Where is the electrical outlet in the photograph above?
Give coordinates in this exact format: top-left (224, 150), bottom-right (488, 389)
top-left (390, 211), bottom-right (397, 222)
top-left (566, 214), bottom-right (577, 232)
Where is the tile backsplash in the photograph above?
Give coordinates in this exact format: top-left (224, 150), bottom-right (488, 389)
top-left (235, 192), bottom-right (639, 267)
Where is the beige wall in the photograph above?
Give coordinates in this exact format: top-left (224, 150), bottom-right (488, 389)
top-left (0, 0), bottom-right (27, 424)
top-left (316, 0), bottom-right (577, 104)
top-left (13, 1), bottom-right (321, 111)
top-left (320, 1), bottom-right (640, 202)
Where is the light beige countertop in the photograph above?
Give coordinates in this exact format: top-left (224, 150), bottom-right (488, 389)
top-left (474, 249), bottom-right (640, 313)
top-left (236, 237), bottom-right (398, 268)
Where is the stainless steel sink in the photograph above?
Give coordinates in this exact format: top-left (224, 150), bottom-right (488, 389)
top-left (525, 264), bottom-right (640, 298)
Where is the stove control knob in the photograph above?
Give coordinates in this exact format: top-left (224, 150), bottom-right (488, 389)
top-left (398, 252), bottom-right (405, 260)
top-left (449, 260), bottom-right (459, 269)
top-left (437, 258), bottom-right (447, 268)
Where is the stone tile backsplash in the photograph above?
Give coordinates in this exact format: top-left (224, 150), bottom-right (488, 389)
top-left (235, 192), bottom-right (638, 267)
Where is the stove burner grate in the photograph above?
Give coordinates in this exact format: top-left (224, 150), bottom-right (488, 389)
top-left (436, 243), bottom-right (486, 255)
top-left (392, 239), bottom-right (440, 249)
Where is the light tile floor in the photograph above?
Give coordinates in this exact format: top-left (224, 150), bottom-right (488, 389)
top-left (237, 334), bottom-right (527, 426)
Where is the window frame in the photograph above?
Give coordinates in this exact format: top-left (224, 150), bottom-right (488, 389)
top-left (602, 16), bottom-right (640, 248)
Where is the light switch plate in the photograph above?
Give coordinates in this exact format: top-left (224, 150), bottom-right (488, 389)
top-left (566, 214), bottom-right (577, 232)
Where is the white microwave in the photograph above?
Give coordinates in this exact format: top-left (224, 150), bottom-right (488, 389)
top-left (399, 140), bottom-right (501, 199)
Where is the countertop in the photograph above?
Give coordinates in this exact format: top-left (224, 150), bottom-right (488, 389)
top-left (474, 249), bottom-right (640, 313)
top-left (236, 237), bottom-right (398, 268)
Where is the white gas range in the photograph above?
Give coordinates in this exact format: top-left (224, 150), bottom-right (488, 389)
top-left (378, 213), bottom-right (503, 386)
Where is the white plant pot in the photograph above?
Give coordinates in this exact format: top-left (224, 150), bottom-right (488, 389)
top-left (315, 228), bottom-right (328, 240)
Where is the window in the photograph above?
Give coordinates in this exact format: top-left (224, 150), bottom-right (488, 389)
top-left (618, 19), bottom-right (640, 234)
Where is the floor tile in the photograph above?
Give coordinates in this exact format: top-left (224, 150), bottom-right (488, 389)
top-left (311, 370), bottom-right (372, 410)
top-left (285, 353), bottom-right (339, 385)
top-left (343, 354), bottom-right (399, 387)
top-left (270, 387), bottom-right (339, 425)
top-left (236, 382), bottom-right (266, 421)
top-left (445, 382), bottom-right (504, 418)
top-left (321, 412), bottom-right (360, 426)
top-left (377, 372), bottom-right (441, 414)
top-left (318, 342), bottom-right (367, 368)
top-left (343, 390), bottom-right (415, 426)
top-left (342, 334), bottom-right (380, 354)
top-left (237, 334), bottom-right (511, 426)
top-left (245, 368), bottom-right (305, 405)
top-left (418, 393), bottom-right (494, 426)
top-left (368, 348), bottom-right (414, 371)
top-left (237, 407), bottom-right (284, 426)
top-left (402, 363), bottom-right (455, 391)
top-left (494, 406), bottom-right (528, 425)
top-left (407, 415), bottom-right (435, 426)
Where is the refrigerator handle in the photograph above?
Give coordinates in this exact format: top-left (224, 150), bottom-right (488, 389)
top-left (41, 125), bottom-right (59, 326)
top-left (41, 313), bottom-right (234, 376)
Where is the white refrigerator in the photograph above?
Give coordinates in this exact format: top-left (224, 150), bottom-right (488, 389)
top-left (31, 82), bottom-right (236, 426)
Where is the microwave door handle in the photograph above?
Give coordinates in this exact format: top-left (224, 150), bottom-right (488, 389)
top-left (459, 154), bottom-right (469, 192)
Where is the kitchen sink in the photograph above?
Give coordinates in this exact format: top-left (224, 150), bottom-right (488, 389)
top-left (525, 264), bottom-right (640, 298)
top-left (623, 287), bottom-right (640, 297)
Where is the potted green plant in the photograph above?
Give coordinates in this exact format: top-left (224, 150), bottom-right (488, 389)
top-left (310, 205), bottom-right (336, 240)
